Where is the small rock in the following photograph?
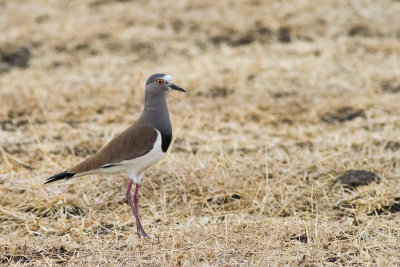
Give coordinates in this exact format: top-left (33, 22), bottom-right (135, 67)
top-left (322, 106), bottom-right (365, 124)
top-left (0, 46), bottom-right (31, 68)
top-left (336, 170), bottom-right (379, 187)
top-left (385, 141), bottom-right (400, 151)
top-left (278, 26), bottom-right (291, 43)
top-left (348, 25), bottom-right (371, 37)
top-left (231, 194), bottom-right (241, 200)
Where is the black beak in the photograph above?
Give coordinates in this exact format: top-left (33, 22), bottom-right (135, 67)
top-left (169, 83), bottom-right (186, 93)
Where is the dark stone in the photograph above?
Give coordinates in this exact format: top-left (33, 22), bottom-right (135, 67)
top-left (336, 170), bottom-right (379, 187)
top-left (278, 26), bottom-right (291, 43)
top-left (348, 25), bottom-right (370, 36)
top-left (0, 46), bottom-right (31, 68)
top-left (321, 106), bottom-right (365, 124)
top-left (385, 141), bottom-right (400, 151)
top-left (231, 194), bottom-right (241, 200)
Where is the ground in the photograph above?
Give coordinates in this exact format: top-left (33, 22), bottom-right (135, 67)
top-left (1, 0), bottom-right (400, 265)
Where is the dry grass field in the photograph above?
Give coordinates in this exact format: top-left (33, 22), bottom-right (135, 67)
top-left (1, 0), bottom-right (400, 265)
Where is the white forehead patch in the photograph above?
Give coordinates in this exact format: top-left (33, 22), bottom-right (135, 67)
top-left (163, 74), bottom-right (174, 84)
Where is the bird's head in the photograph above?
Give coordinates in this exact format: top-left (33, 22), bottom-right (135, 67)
top-left (145, 73), bottom-right (185, 95)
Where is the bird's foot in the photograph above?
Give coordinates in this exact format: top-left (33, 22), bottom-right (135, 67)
top-left (137, 227), bottom-right (149, 238)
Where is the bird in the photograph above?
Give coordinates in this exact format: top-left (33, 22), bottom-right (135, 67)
top-left (45, 73), bottom-right (186, 238)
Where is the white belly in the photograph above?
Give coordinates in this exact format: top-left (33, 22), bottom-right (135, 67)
top-left (123, 131), bottom-right (165, 181)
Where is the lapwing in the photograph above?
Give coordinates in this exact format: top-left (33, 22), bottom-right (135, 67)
top-left (45, 73), bottom-right (186, 238)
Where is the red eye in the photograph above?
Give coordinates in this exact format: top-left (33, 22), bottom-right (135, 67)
top-left (156, 79), bottom-right (164, 85)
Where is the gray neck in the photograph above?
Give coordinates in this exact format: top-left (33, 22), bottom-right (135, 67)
top-left (140, 91), bottom-right (171, 135)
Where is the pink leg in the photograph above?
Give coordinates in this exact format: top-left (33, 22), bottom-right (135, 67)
top-left (126, 180), bottom-right (148, 238)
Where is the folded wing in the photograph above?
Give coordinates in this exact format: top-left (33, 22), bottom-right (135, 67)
top-left (45, 121), bottom-right (158, 184)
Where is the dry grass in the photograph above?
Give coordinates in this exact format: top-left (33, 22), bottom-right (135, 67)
top-left (1, 0), bottom-right (400, 265)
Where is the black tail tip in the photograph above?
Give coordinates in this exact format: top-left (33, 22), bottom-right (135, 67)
top-left (44, 171), bottom-right (75, 184)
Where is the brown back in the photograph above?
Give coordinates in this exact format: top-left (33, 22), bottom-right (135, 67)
top-left (69, 121), bottom-right (158, 174)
